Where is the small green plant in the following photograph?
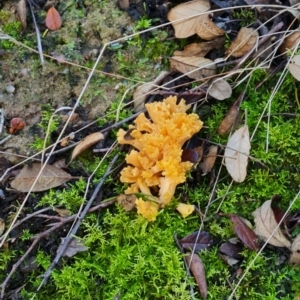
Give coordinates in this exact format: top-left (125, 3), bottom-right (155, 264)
top-left (232, 8), bottom-right (256, 27)
top-left (20, 229), bottom-right (33, 241)
top-left (30, 105), bottom-right (61, 151)
top-left (38, 178), bottom-right (86, 210)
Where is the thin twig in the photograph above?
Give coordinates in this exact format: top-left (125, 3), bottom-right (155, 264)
top-left (27, 1), bottom-right (44, 65)
top-left (37, 154), bottom-right (119, 288)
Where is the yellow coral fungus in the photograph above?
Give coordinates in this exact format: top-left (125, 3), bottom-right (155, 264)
top-left (117, 96), bottom-right (203, 220)
top-left (135, 198), bottom-right (159, 221)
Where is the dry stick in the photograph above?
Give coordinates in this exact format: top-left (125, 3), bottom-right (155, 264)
top-left (37, 153), bottom-right (119, 289)
top-left (27, 0), bottom-right (44, 65)
top-left (0, 198), bottom-right (116, 299)
top-left (0, 207), bottom-right (52, 243)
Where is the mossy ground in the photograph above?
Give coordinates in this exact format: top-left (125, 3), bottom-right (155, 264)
top-left (1, 2), bottom-right (300, 300)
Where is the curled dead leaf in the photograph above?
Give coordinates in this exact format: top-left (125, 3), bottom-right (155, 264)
top-left (224, 125), bottom-right (250, 183)
top-left (9, 118), bottom-right (26, 134)
top-left (70, 132), bottom-right (104, 163)
top-left (217, 104), bottom-right (241, 136)
top-left (117, 194), bottom-right (137, 212)
top-left (10, 163), bottom-right (72, 192)
top-left (208, 78), bottom-right (232, 100)
top-left (170, 56), bottom-right (216, 80)
top-left (199, 145), bottom-right (218, 174)
top-left (195, 14), bottom-right (225, 41)
top-left (252, 199), bottom-right (291, 248)
top-left (279, 31), bottom-right (300, 53)
top-left (226, 28), bottom-right (258, 58)
top-left (167, 0), bottom-right (210, 38)
top-left (174, 37), bottom-right (225, 57)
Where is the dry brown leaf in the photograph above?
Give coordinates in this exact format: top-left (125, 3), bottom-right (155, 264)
top-left (195, 14), bottom-right (225, 40)
top-left (45, 6), bottom-right (62, 31)
top-left (224, 125), bottom-right (250, 183)
top-left (226, 28), bottom-right (258, 58)
top-left (290, 234), bottom-right (300, 265)
top-left (117, 194), bottom-right (137, 212)
top-left (17, 0), bottom-right (27, 29)
top-left (52, 159), bottom-right (66, 169)
top-left (54, 208), bottom-right (71, 217)
top-left (133, 71), bottom-right (170, 112)
top-left (167, 0), bottom-right (210, 38)
top-left (208, 79), bottom-right (232, 100)
top-left (199, 145), bottom-right (218, 174)
top-left (279, 31), bottom-right (300, 53)
top-left (217, 104), bottom-right (241, 135)
top-left (170, 56), bottom-right (216, 80)
top-left (0, 218), bottom-right (5, 236)
top-left (186, 253), bottom-right (207, 299)
top-left (70, 132), bottom-right (104, 163)
top-left (252, 200), bottom-right (291, 248)
top-left (288, 55), bottom-right (300, 81)
top-left (10, 163), bottom-right (72, 192)
top-left (174, 37), bottom-right (225, 57)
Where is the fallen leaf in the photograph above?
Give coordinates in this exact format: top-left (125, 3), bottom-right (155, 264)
top-left (252, 200), bottom-right (291, 248)
top-left (133, 71), bottom-right (170, 112)
top-left (17, 0), bottom-right (27, 29)
top-left (176, 203), bottom-right (195, 218)
top-left (70, 132), bottom-right (104, 163)
top-left (290, 234), bottom-right (300, 265)
top-left (288, 55), bottom-right (300, 81)
top-left (224, 125), bottom-right (250, 183)
top-left (118, 0), bottom-right (129, 10)
top-left (174, 38), bottom-right (225, 57)
top-left (170, 56), bottom-right (216, 80)
top-left (58, 237), bottom-right (89, 258)
top-left (208, 79), bottom-right (232, 100)
top-left (217, 103), bottom-right (241, 135)
top-left (181, 149), bottom-right (200, 163)
top-left (186, 253), bottom-right (207, 299)
top-left (117, 194), bottom-right (137, 211)
top-left (0, 218), bottom-right (5, 236)
top-left (167, 0), bottom-right (210, 38)
top-left (52, 159), bottom-right (67, 169)
top-left (10, 163), bottom-right (72, 192)
top-left (9, 118), bottom-right (26, 134)
top-left (230, 214), bottom-right (260, 251)
top-left (54, 208), bottom-right (71, 217)
top-left (195, 14), bottom-right (225, 40)
top-left (180, 231), bottom-right (213, 252)
top-left (199, 145), bottom-right (218, 174)
top-left (219, 240), bottom-right (244, 259)
top-left (45, 6), bottom-right (62, 31)
top-left (226, 27), bottom-right (258, 58)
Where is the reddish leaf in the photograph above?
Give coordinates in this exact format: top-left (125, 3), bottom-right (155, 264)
top-left (230, 215), bottom-right (260, 251)
top-left (180, 231), bottom-right (213, 253)
top-left (9, 118), bottom-right (26, 134)
top-left (45, 7), bottom-right (62, 31)
top-left (186, 253), bottom-right (207, 299)
top-left (181, 149), bottom-right (199, 163)
top-left (270, 195), bottom-right (285, 224)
